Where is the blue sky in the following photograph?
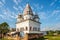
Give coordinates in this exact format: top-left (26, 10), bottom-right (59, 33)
top-left (0, 0), bottom-right (60, 31)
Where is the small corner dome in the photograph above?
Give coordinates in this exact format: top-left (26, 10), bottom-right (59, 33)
top-left (18, 13), bottom-right (22, 16)
top-left (17, 13), bottom-right (22, 18)
top-left (34, 14), bottom-right (39, 19)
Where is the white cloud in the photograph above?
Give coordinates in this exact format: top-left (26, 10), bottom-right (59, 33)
top-left (10, 12), bottom-right (17, 19)
top-left (13, 6), bottom-right (18, 11)
top-left (50, 23), bottom-right (60, 31)
top-left (50, 2), bottom-right (55, 6)
top-left (39, 12), bottom-right (47, 19)
top-left (47, 10), bottom-right (60, 18)
top-left (41, 23), bottom-right (60, 31)
top-left (56, 7), bottom-right (60, 9)
top-left (50, 0), bottom-right (57, 6)
top-left (0, 1), bottom-right (4, 7)
top-left (13, 0), bottom-right (22, 5)
top-left (33, 4), bottom-right (40, 10)
top-left (5, 9), bottom-right (17, 19)
top-left (2, 0), bottom-right (5, 4)
top-left (33, 3), bottom-right (44, 12)
top-left (0, 14), bottom-right (4, 19)
top-left (13, 0), bottom-right (18, 5)
top-left (0, 14), bottom-right (10, 20)
top-left (17, 0), bottom-right (22, 3)
top-left (51, 10), bottom-right (60, 16)
top-left (40, 5), bottom-right (44, 9)
top-left (18, 6), bottom-right (23, 11)
top-left (0, 8), bottom-right (17, 21)
top-left (42, 26), bottom-right (51, 31)
top-left (55, 15), bottom-right (60, 21)
top-left (31, 6), bottom-right (34, 10)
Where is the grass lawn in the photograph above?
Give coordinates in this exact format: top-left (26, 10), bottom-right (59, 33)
top-left (0, 38), bottom-right (8, 40)
top-left (1, 35), bottom-right (60, 40)
top-left (0, 38), bottom-right (13, 40)
top-left (44, 35), bottom-right (60, 40)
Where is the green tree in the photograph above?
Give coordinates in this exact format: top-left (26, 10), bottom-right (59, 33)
top-left (0, 22), bottom-right (10, 37)
top-left (55, 30), bottom-right (60, 34)
top-left (47, 30), bottom-right (54, 36)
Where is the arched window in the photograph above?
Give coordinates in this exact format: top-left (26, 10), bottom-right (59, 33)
top-left (30, 27), bottom-right (32, 31)
top-left (27, 11), bottom-right (30, 14)
top-left (26, 27), bottom-right (28, 30)
top-left (17, 28), bottom-right (19, 32)
top-left (38, 28), bottom-right (40, 31)
top-left (33, 27), bottom-right (37, 31)
top-left (20, 27), bottom-right (24, 31)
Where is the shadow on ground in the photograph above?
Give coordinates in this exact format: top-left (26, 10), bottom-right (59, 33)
top-left (29, 37), bottom-right (45, 40)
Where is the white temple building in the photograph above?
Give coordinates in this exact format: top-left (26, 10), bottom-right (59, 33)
top-left (16, 4), bottom-right (41, 34)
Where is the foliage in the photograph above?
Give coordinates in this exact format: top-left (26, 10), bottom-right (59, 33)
top-left (46, 30), bottom-right (60, 36)
top-left (44, 35), bottom-right (60, 40)
top-left (55, 30), bottom-right (60, 34)
top-left (1, 38), bottom-right (8, 40)
top-left (1, 38), bottom-right (13, 40)
top-left (0, 22), bottom-right (10, 34)
top-left (46, 30), bottom-right (55, 36)
top-left (29, 37), bottom-right (45, 40)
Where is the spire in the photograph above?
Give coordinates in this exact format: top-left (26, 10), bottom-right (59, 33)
top-left (23, 4), bottom-right (33, 15)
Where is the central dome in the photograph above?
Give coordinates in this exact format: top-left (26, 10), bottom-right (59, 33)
top-left (23, 4), bottom-right (33, 15)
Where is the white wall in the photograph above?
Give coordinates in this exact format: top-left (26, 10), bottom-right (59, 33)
top-left (29, 20), bottom-right (40, 33)
top-left (24, 15), bottom-right (33, 20)
top-left (16, 20), bottom-right (40, 34)
top-left (16, 20), bottom-right (30, 33)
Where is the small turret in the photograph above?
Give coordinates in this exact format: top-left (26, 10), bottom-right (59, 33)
top-left (34, 13), bottom-right (39, 22)
top-left (17, 13), bottom-right (23, 23)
